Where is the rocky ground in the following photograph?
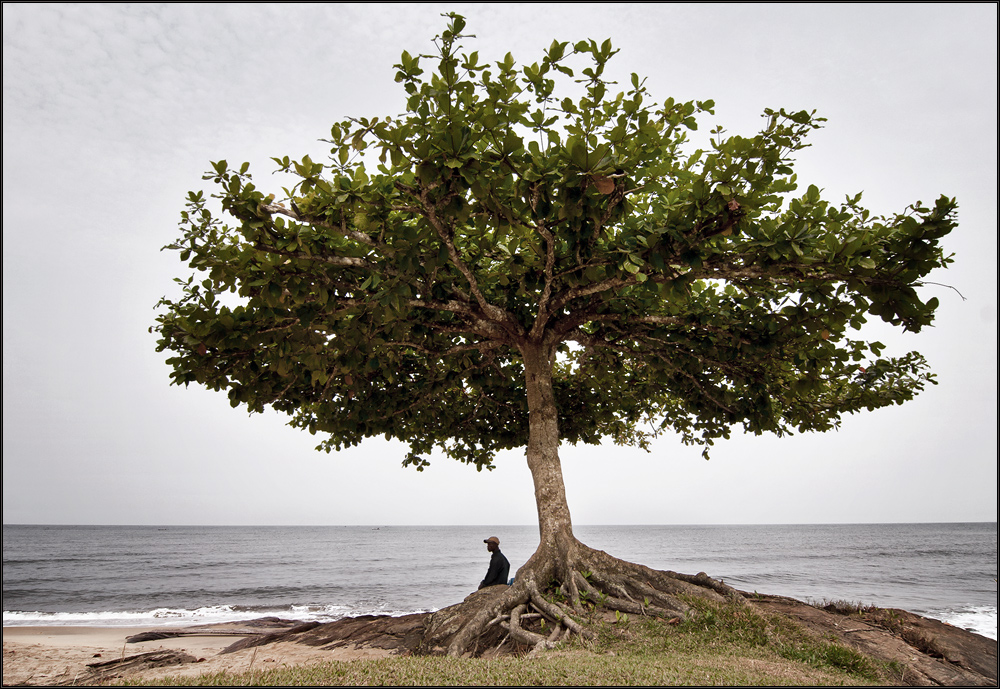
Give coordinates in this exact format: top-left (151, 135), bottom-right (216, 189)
top-left (747, 593), bottom-right (996, 686)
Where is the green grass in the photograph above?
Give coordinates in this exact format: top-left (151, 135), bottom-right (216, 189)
top-left (669, 595), bottom-right (885, 681)
top-left (118, 598), bottom-right (898, 686)
top-left (819, 599), bottom-right (907, 636)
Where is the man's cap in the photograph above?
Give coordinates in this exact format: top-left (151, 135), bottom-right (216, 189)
top-left (484, 536), bottom-right (500, 545)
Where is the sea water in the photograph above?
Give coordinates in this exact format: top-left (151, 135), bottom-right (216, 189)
top-left (3, 523), bottom-right (995, 639)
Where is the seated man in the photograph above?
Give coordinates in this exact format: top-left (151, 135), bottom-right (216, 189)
top-left (478, 536), bottom-right (510, 589)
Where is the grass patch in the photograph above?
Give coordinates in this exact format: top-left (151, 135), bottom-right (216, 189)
top-left (820, 598), bottom-right (907, 635)
top-left (118, 598), bottom-right (896, 686)
top-left (601, 596), bottom-right (886, 683)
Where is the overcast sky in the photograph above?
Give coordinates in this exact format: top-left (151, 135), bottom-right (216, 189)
top-left (3, 4), bottom-right (996, 528)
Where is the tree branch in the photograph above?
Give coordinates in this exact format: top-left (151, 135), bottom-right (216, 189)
top-left (254, 242), bottom-right (375, 270)
top-left (262, 203), bottom-right (376, 247)
top-left (529, 220), bottom-right (558, 340)
top-left (418, 186), bottom-right (522, 336)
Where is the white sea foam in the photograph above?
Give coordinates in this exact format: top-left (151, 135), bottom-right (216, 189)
top-left (937, 605), bottom-right (997, 640)
top-left (2, 603), bottom-right (435, 628)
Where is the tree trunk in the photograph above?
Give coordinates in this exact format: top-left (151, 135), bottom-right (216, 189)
top-left (519, 342), bottom-right (577, 569)
top-left (423, 342), bottom-right (739, 656)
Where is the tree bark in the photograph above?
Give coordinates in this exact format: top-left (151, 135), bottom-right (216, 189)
top-left (519, 343), bottom-right (576, 561)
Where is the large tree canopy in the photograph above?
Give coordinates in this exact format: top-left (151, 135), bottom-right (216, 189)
top-left (155, 15), bottom-right (954, 468)
top-left (154, 14), bottom-right (955, 654)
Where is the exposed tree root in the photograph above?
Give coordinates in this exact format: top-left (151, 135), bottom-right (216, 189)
top-left (419, 536), bottom-right (744, 657)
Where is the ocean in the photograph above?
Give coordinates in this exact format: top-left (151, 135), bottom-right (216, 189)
top-left (3, 523), bottom-right (996, 640)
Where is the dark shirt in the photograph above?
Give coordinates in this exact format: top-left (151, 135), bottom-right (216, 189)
top-left (479, 549), bottom-right (510, 589)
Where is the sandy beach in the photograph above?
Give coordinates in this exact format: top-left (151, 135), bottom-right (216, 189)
top-left (2, 624), bottom-right (392, 685)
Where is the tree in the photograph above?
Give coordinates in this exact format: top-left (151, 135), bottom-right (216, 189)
top-left (154, 14), bottom-right (956, 654)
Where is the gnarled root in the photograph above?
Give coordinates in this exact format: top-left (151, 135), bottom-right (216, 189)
top-left (419, 536), bottom-right (742, 657)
